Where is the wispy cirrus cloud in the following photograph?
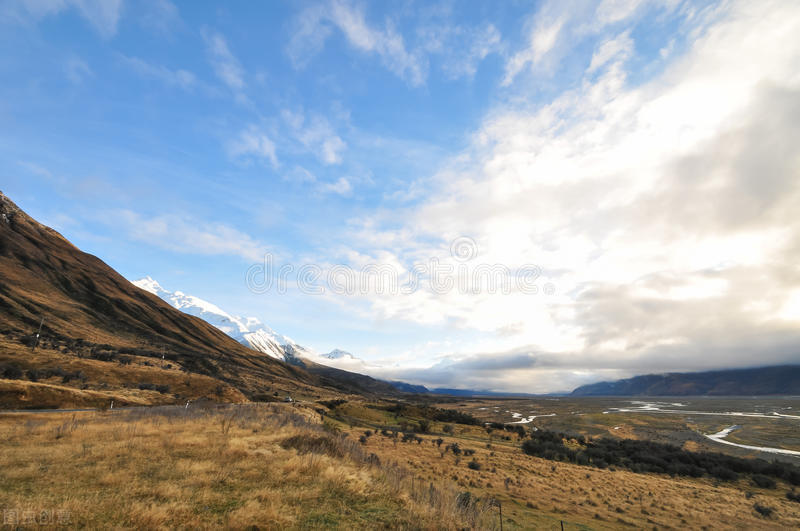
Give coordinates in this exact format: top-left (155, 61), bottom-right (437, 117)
top-left (112, 209), bottom-right (267, 262)
top-left (64, 55), bottom-right (92, 83)
top-left (227, 125), bottom-right (279, 168)
top-left (118, 55), bottom-right (196, 89)
top-left (502, 0), bottom-right (679, 85)
top-left (202, 29), bottom-right (247, 98)
top-left (287, 0), bottom-right (505, 85)
top-left (4, 0), bottom-right (125, 37)
top-left (287, 0), bottom-right (425, 86)
top-left (281, 108), bottom-right (347, 165)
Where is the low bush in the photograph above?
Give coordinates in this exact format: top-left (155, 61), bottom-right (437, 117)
top-left (520, 428), bottom-right (800, 486)
top-left (0, 363), bottom-right (24, 379)
top-left (280, 433), bottom-right (347, 458)
top-left (752, 474), bottom-right (777, 489)
top-left (753, 503), bottom-right (775, 518)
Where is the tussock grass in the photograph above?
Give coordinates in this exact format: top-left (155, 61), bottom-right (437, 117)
top-left (0, 403), bottom-right (492, 529)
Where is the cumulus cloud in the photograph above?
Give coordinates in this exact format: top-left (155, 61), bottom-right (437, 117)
top-left (321, 0), bottom-right (800, 392)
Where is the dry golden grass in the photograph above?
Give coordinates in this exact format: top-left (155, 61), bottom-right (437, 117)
top-left (347, 421), bottom-right (800, 530)
top-left (0, 338), bottom-right (251, 409)
top-left (0, 403), bottom-right (494, 529)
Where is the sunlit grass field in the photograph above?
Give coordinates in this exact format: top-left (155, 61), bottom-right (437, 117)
top-left (2, 398), bottom-right (800, 529)
top-left (0, 404), bottom-right (491, 529)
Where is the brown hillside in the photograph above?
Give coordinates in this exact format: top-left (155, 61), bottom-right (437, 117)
top-left (0, 191), bottom-right (327, 403)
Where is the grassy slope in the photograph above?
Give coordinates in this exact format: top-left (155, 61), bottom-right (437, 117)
top-left (3, 399), bottom-right (800, 528)
top-left (0, 404), bottom-right (489, 529)
top-left (325, 401), bottom-right (800, 529)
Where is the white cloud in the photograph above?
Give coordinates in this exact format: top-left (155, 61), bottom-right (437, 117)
top-left (64, 55), bottom-right (92, 83)
top-left (435, 24), bottom-right (503, 80)
top-left (287, 0), bottom-right (425, 86)
top-left (502, 0), bottom-right (678, 85)
top-left (324, 0), bottom-right (800, 391)
top-left (7, 0), bottom-right (124, 37)
top-left (281, 109), bottom-right (347, 165)
top-left (113, 210), bottom-right (267, 262)
top-left (119, 55), bottom-right (195, 89)
top-left (202, 29), bottom-right (246, 95)
top-left (587, 30), bottom-right (633, 73)
top-left (320, 176), bottom-right (352, 196)
top-left (503, 11), bottom-right (564, 85)
top-left (139, 0), bottom-right (179, 34)
top-left (228, 126), bottom-right (278, 168)
top-left (595, 0), bottom-right (646, 25)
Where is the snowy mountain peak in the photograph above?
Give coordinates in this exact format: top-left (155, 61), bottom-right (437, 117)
top-left (131, 277), bottom-right (314, 364)
top-left (134, 275), bottom-right (164, 295)
top-left (323, 349), bottom-right (355, 360)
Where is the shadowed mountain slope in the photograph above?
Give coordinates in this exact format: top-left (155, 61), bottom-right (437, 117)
top-left (571, 365), bottom-right (800, 396)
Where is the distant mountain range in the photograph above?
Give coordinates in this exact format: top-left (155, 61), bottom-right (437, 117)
top-left (571, 365), bottom-right (800, 396)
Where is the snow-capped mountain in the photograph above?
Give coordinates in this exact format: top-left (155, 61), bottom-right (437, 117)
top-left (132, 276), bottom-right (314, 363)
top-left (323, 349), bottom-right (356, 360)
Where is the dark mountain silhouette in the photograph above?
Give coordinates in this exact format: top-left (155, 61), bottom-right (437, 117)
top-left (571, 365), bottom-right (800, 396)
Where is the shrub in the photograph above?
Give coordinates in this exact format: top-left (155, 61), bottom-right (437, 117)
top-left (710, 467), bottom-right (738, 481)
top-left (753, 503), bottom-right (775, 518)
top-left (138, 383), bottom-right (169, 393)
top-left (787, 489), bottom-right (800, 503)
top-left (467, 460), bottom-right (482, 471)
top-left (0, 363), bottom-right (23, 379)
top-left (519, 427), bottom-right (800, 486)
top-left (280, 434), bottom-right (346, 458)
top-left (752, 475), bottom-right (777, 489)
top-left (318, 399), bottom-right (347, 409)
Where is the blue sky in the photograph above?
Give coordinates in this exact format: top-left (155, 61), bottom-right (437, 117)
top-left (3, 0), bottom-right (800, 392)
